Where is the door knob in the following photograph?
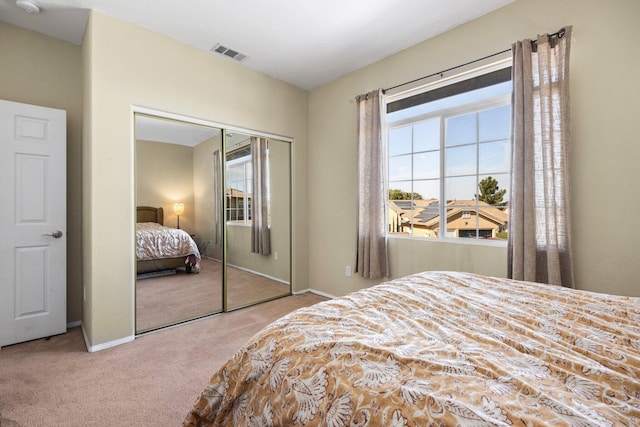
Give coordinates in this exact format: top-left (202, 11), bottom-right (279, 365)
top-left (42, 230), bottom-right (63, 238)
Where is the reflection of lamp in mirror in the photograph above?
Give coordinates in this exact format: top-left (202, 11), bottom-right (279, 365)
top-left (173, 203), bottom-right (184, 229)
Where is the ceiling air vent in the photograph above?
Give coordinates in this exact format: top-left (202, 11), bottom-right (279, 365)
top-left (211, 43), bottom-right (247, 62)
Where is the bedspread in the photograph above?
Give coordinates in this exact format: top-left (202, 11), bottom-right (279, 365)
top-left (184, 271), bottom-right (640, 426)
top-left (136, 222), bottom-right (200, 267)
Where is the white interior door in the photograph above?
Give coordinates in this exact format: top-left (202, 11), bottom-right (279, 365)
top-left (0, 99), bottom-right (67, 347)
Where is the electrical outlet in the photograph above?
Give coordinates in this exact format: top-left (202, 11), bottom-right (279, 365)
top-left (345, 266), bottom-right (352, 277)
top-left (83, 286), bottom-right (86, 302)
top-left (274, 252), bottom-right (279, 260)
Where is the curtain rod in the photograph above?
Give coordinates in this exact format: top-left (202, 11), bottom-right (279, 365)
top-left (383, 28), bottom-right (566, 94)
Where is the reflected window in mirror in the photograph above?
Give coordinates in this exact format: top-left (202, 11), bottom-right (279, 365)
top-left (226, 156), bottom-right (252, 224)
top-left (226, 140), bottom-right (255, 225)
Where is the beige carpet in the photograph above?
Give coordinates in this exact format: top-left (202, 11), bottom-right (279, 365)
top-left (0, 292), bottom-right (327, 427)
top-left (136, 258), bottom-right (290, 332)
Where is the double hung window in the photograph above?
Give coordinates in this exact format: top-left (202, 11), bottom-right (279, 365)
top-left (386, 64), bottom-right (512, 241)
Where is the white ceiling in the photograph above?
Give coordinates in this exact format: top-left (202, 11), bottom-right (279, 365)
top-left (0, 0), bottom-right (514, 90)
top-left (135, 115), bottom-right (220, 147)
top-left (135, 115), bottom-right (254, 148)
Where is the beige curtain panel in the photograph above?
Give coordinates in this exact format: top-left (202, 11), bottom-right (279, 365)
top-left (355, 89), bottom-right (388, 279)
top-left (509, 26), bottom-right (575, 287)
top-left (251, 136), bottom-right (271, 255)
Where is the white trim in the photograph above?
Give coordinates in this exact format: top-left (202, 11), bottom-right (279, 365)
top-left (135, 312), bottom-right (223, 337)
top-left (227, 262), bottom-right (290, 286)
top-left (387, 92), bottom-right (511, 128)
top-left (293, 288), bottom-right (336, 299)
top-left (66, 320), bottom-right (81, 329)
top-left (80, 322), bottom-right (90, 351)
top-left (289, 133), bottom-right (296, 295)
top-left (81, 322), bottom-right (135, 353)
top-left (130, 105), bottom-right (295, 334)
top-left (132, 106), bottom-right (293, 143)
top-left (386, 57), bottom-right (512, 103)
top-left (388, 234), bottom-right (507, 247)
top-left (130, 108), bottom-right (138, 342)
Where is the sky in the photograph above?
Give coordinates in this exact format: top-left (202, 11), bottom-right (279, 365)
top-left (387, 81), bottom-right (512, 202)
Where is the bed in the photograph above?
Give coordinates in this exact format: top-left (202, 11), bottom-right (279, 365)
top-left (183, 271), bottom-right (640, 426)
top-left (136, 206), bottom-right (200, 274)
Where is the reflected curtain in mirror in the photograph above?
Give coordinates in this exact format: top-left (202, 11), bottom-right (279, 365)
top-left (251, 136), bottom-right (271, 255)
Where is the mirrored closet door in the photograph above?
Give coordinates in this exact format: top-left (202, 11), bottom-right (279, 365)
top-left (224, 132), bottom-right (291, 310)
top-left (134, 112), bottom-right (291, 333)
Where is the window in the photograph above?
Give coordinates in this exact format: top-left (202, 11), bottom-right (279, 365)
top-left (386, 65), bottom-right (512, 241)
top-left (226, 150), bottom-right (252, 224)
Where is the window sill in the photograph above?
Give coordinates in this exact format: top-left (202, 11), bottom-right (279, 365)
top-left (227, 222), bottom-right (251, 228)
top-left (387, 234), bottom-right (508, 248)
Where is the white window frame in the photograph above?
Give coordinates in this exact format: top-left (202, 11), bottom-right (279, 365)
top-left (226, 155), bottom-right (252, 226)
top-left (385, 59), bottom-right (512, 246)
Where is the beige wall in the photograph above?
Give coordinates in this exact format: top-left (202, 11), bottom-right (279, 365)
top-left (136, 140), bottom-right (195, 231)
top-left (83, 11), bottom-right (309, 347)
top-left (0, 22), bottom-right (84, 324)
top-left (4, 0), bottom-right (638, 350)
top-left (308, 0), bottom-right (640, 297)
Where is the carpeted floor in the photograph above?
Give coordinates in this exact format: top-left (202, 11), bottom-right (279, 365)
top-left (0, 292), bottom-right (327, 427)
top-left (136, 258), bottom-right (290, 332)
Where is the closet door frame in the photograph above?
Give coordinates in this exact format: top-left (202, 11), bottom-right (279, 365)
top-left (132, 106), bottom-right (294, 332)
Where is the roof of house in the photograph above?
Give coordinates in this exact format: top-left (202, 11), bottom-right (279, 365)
top-left (389, 199), bottom-right (508, 227)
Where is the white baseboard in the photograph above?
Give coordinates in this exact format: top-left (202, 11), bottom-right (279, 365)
top-left (227, 262), bottom-right (290, 286)
top-left (293, 288), bottom-right (335, 299)
top-left (80, 322), bottom-right (135, 353)
top-left (205, 257), bottom-right (289, 286)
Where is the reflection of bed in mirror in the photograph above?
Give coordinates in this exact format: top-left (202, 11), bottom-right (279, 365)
top-left (136, 206), bottom-right (200, 274)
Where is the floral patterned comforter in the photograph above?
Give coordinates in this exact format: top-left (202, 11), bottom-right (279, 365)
top-left (184, 271), bottom-right (640, 426)
top-left (136, 222), bottom-right (200, 269)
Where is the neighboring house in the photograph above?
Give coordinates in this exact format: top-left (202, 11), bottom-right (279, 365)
top-left (226, 187), bottom-right (251, 222)
top-left (389, 200), bottom-right (508, 239)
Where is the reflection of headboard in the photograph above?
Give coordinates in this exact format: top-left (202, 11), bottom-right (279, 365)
top-left (137, 206), bottom-right (164, 225)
